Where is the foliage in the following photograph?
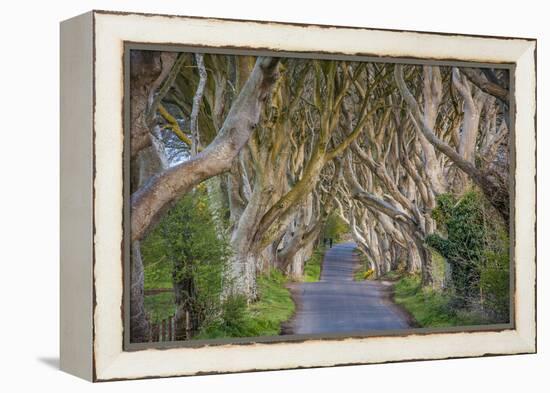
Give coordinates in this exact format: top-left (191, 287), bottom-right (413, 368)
top-left (143, 292), bottom-right (176, 324)
top-left (394, 275), bottom-right (486, 327)
top-left (322, 212), bottom-right (350, 242)
top-left (430, 249), bottom-right (447, 291)
top-left (141, 184), bottom-right (231, 332)
top-left (303, 247), bottom-right (325, 282)
top-left (196, 270), bottom-right (295, 339)
top-left (143, 258), bottom-right (173, 290)
top-left (426, 190), bottom-right (509, 322)
top-left (142, 183), bottom-right (297, 340)
top-left (249, 270), bottom-right (296, 334)
top-left (480, 248), bottom-right (510, 320)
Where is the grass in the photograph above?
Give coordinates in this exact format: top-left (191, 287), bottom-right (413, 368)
top-left (248, 270), bottom-right (296, 335)
top-left (378, 270), bottom-right (402, 281)
top-left (196, 245), bottom-right (327, 339)
top-left (303, 247), bottom-right (325, 282)
top-left (195, 269), bottom-right (295, 339)
top-left (394, 275), bottom-right (486, 327)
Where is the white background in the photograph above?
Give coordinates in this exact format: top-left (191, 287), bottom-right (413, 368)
top-left (0, 0), bottom-right (545, 391)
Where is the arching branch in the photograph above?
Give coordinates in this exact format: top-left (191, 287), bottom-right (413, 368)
top-left (131, 57), bottom-right (280, 242)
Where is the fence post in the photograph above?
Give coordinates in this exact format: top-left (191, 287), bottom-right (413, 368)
top-left (185, 310), bottom-right (191, 340)
top-left (171, 317), bottom-right (175, 341)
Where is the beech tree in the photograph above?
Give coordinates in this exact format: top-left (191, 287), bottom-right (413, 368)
top-left (129, 53), bottom-right (280, 341)
top-left (394, 65), bottom-right (509, 223)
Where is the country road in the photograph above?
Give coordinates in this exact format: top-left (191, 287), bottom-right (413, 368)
top-left (286, 242), bottom-right (411, 335)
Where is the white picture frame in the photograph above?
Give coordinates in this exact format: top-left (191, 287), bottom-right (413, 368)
top-left (60, 10), bottom-right (536, 381)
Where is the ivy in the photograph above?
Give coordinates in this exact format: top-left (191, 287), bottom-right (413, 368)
top-left (426, 191), bottom-right (509, 321)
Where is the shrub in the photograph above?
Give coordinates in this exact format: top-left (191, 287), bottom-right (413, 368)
top-left (426, 190), bottom-right (509, 322)
top-left (196, 270), bottom-right (295, 339)
top-left (141, 184), bottom-right (231, 335)
top-left (480, 250), bottom-right (510, 321)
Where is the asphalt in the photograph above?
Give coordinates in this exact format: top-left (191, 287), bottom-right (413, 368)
top-left (287, 242), bottom-right (411, 335)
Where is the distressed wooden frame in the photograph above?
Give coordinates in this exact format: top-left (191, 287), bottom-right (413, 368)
top-left (60, 10), bottom-right (537, 382)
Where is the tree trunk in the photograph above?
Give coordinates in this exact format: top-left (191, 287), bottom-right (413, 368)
top-left (173, 272), bottom-right (196, 340)
top-left (130, 241), bottom-right (150, 342)
top-left (420, 66), bottom-right (447, 195)
top-left (130, 51), bottom-right (178, 159)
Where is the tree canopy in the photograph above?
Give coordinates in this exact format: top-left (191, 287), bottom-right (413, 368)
top-left (128, 51), bottom-right (510, 342)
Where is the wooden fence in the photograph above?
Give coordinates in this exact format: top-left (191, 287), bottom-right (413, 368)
top-left (148, 310), bottom-right (193, 342)
top-left (149, 316), bottom-right (176, 342)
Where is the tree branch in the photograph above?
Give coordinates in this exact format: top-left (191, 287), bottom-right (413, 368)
top-left (394, 65), bottom-right (509, 223)
top-left (131, 57), bottom-right (280, 241)
top-left (460, 67), bottom-right (509, 106)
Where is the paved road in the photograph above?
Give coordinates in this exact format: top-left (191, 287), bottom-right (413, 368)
top-left (287, 242), bottom-right (411, 335)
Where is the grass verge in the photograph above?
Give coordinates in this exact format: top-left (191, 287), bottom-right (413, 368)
top-left (248, 270), bottom-right (296, 335)
top-left (394, 275), bottom-right (486, 327)
top-left (195, 269), bottom-right (295, 339)
top-left (303, 247), bottom-right (325, 282)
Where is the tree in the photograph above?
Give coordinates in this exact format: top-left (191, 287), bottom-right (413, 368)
top-left (394, 65), bottom-right (509, 223)
top-left (131, 56), bottom-right (280, 242)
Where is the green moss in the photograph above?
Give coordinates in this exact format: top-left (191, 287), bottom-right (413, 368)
top-left (303, 247), bottom-right (325, 282)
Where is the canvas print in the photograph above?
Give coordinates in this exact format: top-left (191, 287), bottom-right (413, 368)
top-left (127, 50), bottom-right (511, 344)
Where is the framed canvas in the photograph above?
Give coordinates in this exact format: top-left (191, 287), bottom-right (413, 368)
top-left (60, 10), bottom-right (537, 381)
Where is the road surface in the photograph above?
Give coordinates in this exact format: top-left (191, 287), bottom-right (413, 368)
top-left (287, 242), bottom-right (411, 335)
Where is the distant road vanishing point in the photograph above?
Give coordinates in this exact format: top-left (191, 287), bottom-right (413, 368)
top-left (287, 242), bottom-right (411, 335)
